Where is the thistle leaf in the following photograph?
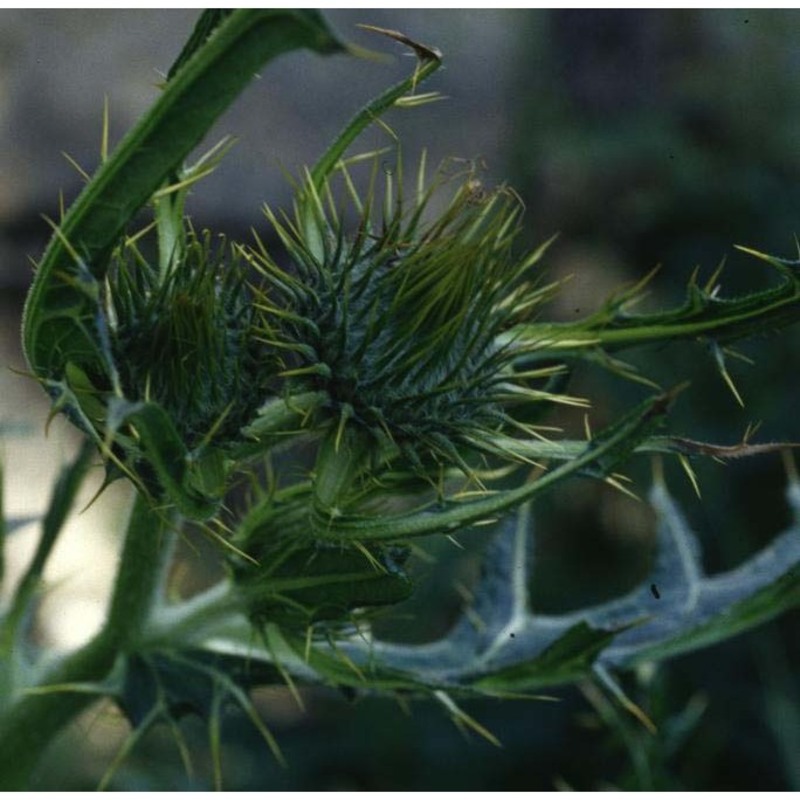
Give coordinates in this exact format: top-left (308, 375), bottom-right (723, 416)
top-left (508, 248), bottom-right (800, 363)
top-left (322, 467), bottom-right (800, 693)
top-left (603, 477), bottom-right (800, 666)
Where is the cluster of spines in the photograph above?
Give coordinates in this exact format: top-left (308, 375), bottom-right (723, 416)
top-left (245, 157), bottom-right (580, 475)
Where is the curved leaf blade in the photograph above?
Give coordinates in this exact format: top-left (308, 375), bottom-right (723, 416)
top-left (22, 10), bottom-right (344, 383)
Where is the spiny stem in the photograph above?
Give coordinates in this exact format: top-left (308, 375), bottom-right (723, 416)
top-left (0, 631), bottom-right (121, 790)
top-left (308, 29), bottom-right (442, 192)
top-left (315, 394), bottom-right (669, 541)
top-left (0, 492), bottom-right (173, 789)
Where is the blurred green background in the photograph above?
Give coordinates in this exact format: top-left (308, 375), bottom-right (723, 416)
top-left (2, 8), bottom-right (799, 790)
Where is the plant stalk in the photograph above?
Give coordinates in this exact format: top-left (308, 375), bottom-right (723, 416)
top-left (0, 492), bottom-right (172, 789)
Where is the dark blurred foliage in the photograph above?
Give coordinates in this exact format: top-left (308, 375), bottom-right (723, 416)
top-left (12, 8), bottom-right (800, 791)
top-left (514, 11), bottom-right (800, 266)
top-left (503, 9), bottom-right (800, 792)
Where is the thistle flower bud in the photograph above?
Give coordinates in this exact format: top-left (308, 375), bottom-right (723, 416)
top-left (109, 229), bottom-right (272, 449)
top-left (247, 157), bottom-right (562, 475)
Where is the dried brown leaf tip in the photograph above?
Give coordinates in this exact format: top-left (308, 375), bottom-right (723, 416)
top-left (357, 24), bottom-right (443, 62)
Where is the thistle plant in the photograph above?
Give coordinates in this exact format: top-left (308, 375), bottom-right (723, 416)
top-left (2, 10), bottom-right (800, 789)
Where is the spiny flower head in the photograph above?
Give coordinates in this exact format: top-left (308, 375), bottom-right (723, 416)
top-left (247, 157), bottom-right (577, 471)
top-left (108, 228), bottom-right (275, 450)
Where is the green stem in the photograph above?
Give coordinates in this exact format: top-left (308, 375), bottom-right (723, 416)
top-left (508, 259), bottom-right (800, 360)
top-left (0, 631), bottom-right (120, 790)
top-left (1, 442), bottom-right (94, 651)
top-left (0, 454), bottom-right (5, 588)
top-left (0, 492), bottom-right (172, 789)
top-left (142, 580), bottom-right (243, 649)
top-left (309, 39), bottom-right (441, 191)
top-left (314, 394), bottom-right (668, 541)
top-left (103, 493), bottom-right (175, 649)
